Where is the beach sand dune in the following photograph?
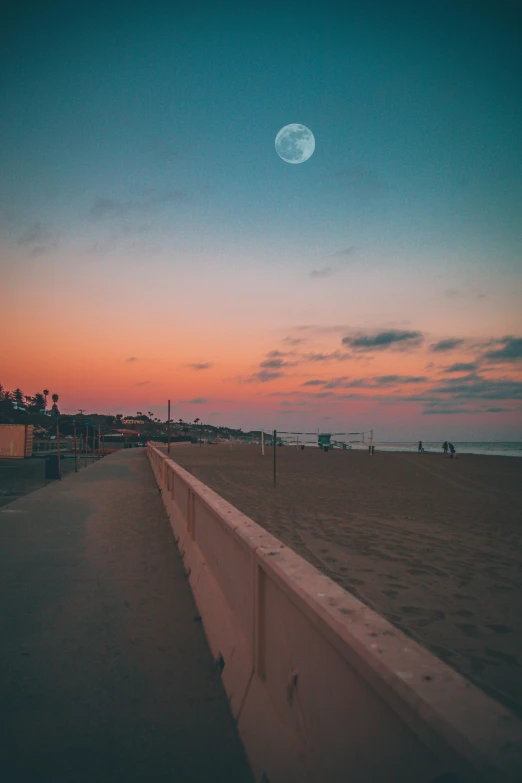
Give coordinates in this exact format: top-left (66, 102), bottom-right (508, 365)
top-left (162, 444), bottom-right (522, 718)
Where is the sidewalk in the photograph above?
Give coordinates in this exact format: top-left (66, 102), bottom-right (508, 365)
top-left (0, 449), bottom-right (253, 782)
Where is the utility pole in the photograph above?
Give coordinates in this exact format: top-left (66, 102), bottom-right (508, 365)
top-left (273, 429), bottom-right (277, 486)
top-left (98, 424), bottom-right (101, 459)
top-left (167, 400), bottom-right (171, 454)
top-left (73, 422), bottom-right (78, 472)
top-left (261, 430), bottom-right (265, 456)
top-left (200, 421), bottom-right (203, 447)
top-left (56, 420), bottom-right (61, 480)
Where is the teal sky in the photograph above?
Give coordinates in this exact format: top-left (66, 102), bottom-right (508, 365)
top-left (1, 0), bottom-right (521, 439)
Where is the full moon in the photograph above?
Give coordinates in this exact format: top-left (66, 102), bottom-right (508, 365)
top-left (275, 123), bottom-right (315, 164)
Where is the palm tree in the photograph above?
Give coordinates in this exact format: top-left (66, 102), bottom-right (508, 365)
top-left (147, 411), bottom-right (154, 420)
top-left (51, 393), bottom-right (59, 414)
top-left (43, 389), bottom-right (49, 409)
top-left (194, 417), bottom-right (200, 426)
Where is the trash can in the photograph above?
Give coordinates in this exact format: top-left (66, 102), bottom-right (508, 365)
top-left (45, 454), bottom-right (60, 479)
top-left (324, 446), bottom-right (329, 452)
top-left (300, 445), bottom-right (305, 450)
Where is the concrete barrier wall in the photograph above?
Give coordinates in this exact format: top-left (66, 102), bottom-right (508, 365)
top-left (147, 444), bottom-right (522, 783)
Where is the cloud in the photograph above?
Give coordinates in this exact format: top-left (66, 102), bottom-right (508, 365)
top-left (89, 190), bottom-right (185, 221)
top-left (282, 337), bottom-right (305, 346)
top-left (310, 266), bottom-right (333, 278)
top-left (134, 381), bottom-right (149, 386)
top-left (422, 407), bottom-right (472, 415)
top-left (342, 330), bottom-right (424, 352)
top-left (445, 288), bottom-right (486, 300)
top-left (444, 362), bottom-right (479, 373)
top-left (304, 375), bottom-right (426, 390)
top-left (17, 222), bottom-right (53, 245)
top-left (331, 166), bottom-right (385, 198)
top-left (126, 357), bottom-right (138, 363)
top-left (266, 350), bottom-right (290, 358)
top-left (485, 407), bottom-right (511, 413)
top-left (332, 246), bottom-right (357, 257)
top-left (89, 198), bottom-right (134, 220)
top-left (187, 362), bottom-right (213, 370)
top-left (258, 350), bottom-right (298, 371)
top-left (374, 375), bottom-right (427, 386)
top-left (430, 338), bottom-right (465, 352)
top-left (304, 351), bottom-right (351, 362)
top-left (255, 370), bottom-right (284, 382)
top-left (483, 337), bottom-right (522, 363)
top-left (260, 358), bottom-right (297, 369)
top-left (17, 222), bottom-right (58, 255)
top-left (242, 370), bottom-right (285, 383)
top-left (432, 374), bottom-right (522, 400)
top-left (182, 397), bottom-right (208, 404)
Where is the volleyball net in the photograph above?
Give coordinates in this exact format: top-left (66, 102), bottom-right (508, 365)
top-left (261, 429), bottom-right (375, 452)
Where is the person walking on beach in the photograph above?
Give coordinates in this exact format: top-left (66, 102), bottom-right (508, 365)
top-left (442, 441), bottom-right (448, 454)
top-left (449, 442), bottom-right (456, 459)
top-left (418, 440), bottom-right (423, 453)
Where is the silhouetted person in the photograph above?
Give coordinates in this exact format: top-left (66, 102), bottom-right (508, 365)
top-left (418, 440), bottom-right (423, 452)
top-left (449, 442), bottom-right (456, 458)
top-left (442, 441), bottom-right (448, 454)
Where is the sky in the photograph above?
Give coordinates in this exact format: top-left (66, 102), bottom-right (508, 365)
top-left (1, 0), bottom-right (521, 440)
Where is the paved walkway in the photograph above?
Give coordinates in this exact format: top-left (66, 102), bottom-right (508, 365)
top-left (0, 449), bottom-right (253, 782)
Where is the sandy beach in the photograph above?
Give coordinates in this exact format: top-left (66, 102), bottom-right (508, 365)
top-left (161, 443), bottom-right (522, 718)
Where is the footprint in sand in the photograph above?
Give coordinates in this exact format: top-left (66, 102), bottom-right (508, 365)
top-left (451, 609), bottom-right (474, 618)
top-left (455, 623), bottom-right (480, 638)
top-left (485, 648), bottom-right (519, 665)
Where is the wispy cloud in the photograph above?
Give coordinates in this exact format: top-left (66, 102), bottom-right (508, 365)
top-left (444, 362), bottom-right (479, 373)
top-left (432, 374), bottom-right (522, 400)
top-left (310, 266), bottom-right (333, 278)
top-left (282, 337), bottom-right (306, 346)
top-left (181, 397), bottom-right (208, 404)
top-left (17, 221), bottom-right (58, 256)
top-left (331, 166), bottom-right (385, 199)
top-left (445, 288), bottom-right (486, 300)
top-left (483, 337), bottom-right (522, 363)
top-left (126, 357), bottom-right (138, 363)
top-left (89, 190), bottom-right (185, 221)
top-left (302, 375), bottom-right (426, 390)
top-left (134, 381), bottom-right (149, 386)
top-left (332, 245), bottom-right (357, 257)
top-left (430, 338), bottom-right (465, 352)
top-left (303, 350), bottom-right (351, 362)
top-left (187, 362), bottom-right (213, 370)
top-left (260, 358), bottom-right (297, 369)
top-left (342, 330), bottom-right (424, 352)
top-left (246, 370), bottom-right (285, 383)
